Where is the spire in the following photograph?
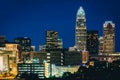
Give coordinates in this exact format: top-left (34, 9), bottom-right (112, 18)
top-left (77, 6), bottom-right (85, 17)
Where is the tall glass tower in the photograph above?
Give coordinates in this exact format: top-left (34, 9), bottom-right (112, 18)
top-left (75, 6), bottom-right (87, 51)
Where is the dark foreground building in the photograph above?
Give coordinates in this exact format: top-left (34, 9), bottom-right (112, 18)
top-left (32, 49), bottom-right (82, 66)
top-left (87, 30), bottom-right (99, 54)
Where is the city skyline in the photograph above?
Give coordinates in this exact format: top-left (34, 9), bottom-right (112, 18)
top-left (0, 0), bottom-right (120, 51)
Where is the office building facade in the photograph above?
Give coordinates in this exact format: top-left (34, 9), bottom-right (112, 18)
top-left (17, 63), bottom-right (45, 79)
top-left (99, 36), bottom-right (104, 54)
top-left (32, 49), bottom-right (82, 66)
top-left (103, 21), bottom-right (115, 54)
top-left (75, 6), bottom-right (87, 51)
top-left (14, 37), bottom-right (32, 52)
top-left (46, 30), bottom-right (58, 49)
top-left (46, 30), bottom-right (63, 49)
top-left (87, 30), bottom-right (99, 54)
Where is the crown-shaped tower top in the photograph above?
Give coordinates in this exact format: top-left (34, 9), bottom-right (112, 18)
top-left (77, 6), bottom-right (85, 17)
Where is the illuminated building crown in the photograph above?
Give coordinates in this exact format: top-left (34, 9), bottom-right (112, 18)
top-left (77, 6), bottom-right (85, 17)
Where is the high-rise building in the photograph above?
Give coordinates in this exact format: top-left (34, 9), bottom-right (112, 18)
top-left (99, 36), bottom-right (104, 54)
top-left (46, 30), bottom-right (62, 49)
top-left (87, 30), bottom-right (99, 54)
top-left (14, 37), bottom-right (32, 52)
top-left (75, 6), bottom-right (87, 51)
top-left (14, 37), bottom-right (32, 62)
top-left (103, 21), bottom-right (115, 54)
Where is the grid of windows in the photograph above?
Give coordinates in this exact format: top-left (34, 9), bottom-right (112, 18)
top-left (17, 63), bottom-right (45, 79)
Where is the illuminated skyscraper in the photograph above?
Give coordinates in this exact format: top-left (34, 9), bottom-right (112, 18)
top-left (46, 30), bottom-right (60, 49)
top-left (14, 37), bottom-right (32, 62)
top-left (14, 37), bottom-right (31, 52)
top-left (75, 6), bottom-right (87, 51)
top-left (99, 36), bottom-right (104, 54)
top-left (103, 21), bottom-right (115, 54)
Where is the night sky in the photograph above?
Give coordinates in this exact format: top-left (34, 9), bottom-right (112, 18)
top-left (0, 0), bottom-right (120, 51)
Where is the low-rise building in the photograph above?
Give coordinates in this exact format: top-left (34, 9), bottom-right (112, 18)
top-left (17, 63), bottom-right (45, 79)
